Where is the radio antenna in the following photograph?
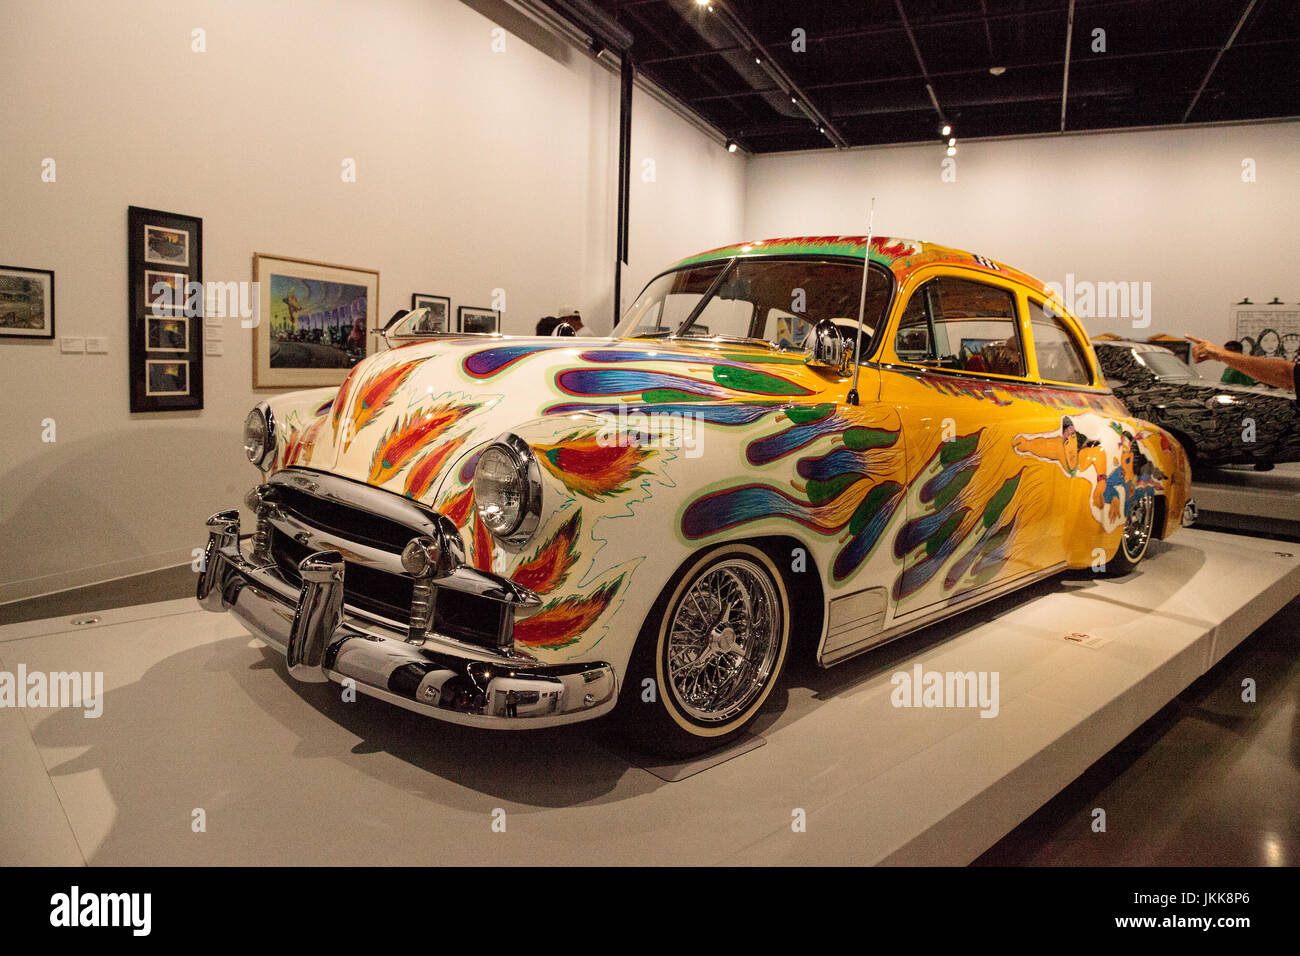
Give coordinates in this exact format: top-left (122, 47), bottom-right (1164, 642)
top-left (846, 198), bottom-right (876, 406)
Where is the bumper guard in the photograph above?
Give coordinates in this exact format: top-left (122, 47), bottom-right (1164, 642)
top-left (197, 509), bottom-right (617, 727)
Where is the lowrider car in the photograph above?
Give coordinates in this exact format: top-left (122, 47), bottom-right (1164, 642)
top-left (198, 236), bottom-right (1194, 755)
top-left (1094, 339), bottom-right (1300, 472)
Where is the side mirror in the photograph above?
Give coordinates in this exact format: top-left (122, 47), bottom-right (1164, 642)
top-left (806, 319), bottom-right (851, 375)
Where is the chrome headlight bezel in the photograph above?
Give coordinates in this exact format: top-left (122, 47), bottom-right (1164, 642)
top-left (473, 433), bottom-right (542, 547)
top-left (243, 402), bottom-right (276, 471)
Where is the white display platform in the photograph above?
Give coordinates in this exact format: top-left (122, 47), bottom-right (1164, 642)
top-left (1, 528), bottom-right (1297, 866)
top-left (1193, 462), bottom-right (1300, 536)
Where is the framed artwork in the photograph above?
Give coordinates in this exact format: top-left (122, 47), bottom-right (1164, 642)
top-left (458, 305), bottom-right (500, 334)
top-left (128, 205), bottom-right (203, 411)
top-left (146, 315), bottom-right (188, 352)
top-left (403, 293), bottom-right (451, 335)
top-left (143, 224), bottom-right (190, 268)
top-left (145, 358), bottom-right (190, 396)
top-left (253, 253), bottom-right (379, 388)
top-left (0, 265), bottom-right (55, 340)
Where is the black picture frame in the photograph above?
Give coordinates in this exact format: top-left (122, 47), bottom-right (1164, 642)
top-left (457, 305), bottom-right (500, 334)
top-left (409, 293), bottom-right (451, 334)
top-left (128, 205), bottom-right (203, 411)
top-left (0, 265), bottom-right (55, 340)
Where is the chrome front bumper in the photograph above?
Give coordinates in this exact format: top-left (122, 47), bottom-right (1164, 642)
top-left (196, 510), bottom-right (618, 728)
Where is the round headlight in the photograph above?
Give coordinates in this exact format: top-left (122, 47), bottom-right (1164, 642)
top-left (243, 406), bottom-right (272, 467)
top-left (473, 436), bottom-right (541, 545)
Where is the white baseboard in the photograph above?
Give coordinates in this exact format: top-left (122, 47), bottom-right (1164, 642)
top-left (0, 548), bottom-right (196, 607)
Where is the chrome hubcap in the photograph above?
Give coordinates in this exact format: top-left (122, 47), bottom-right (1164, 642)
top-left (665, 559), bottom-right (782, 723)
top-left (1123, 493), bottom-right (1154, 560)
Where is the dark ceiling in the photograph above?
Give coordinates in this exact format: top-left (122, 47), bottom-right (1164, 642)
top-left (539, 0), bottom-right (1300, 153)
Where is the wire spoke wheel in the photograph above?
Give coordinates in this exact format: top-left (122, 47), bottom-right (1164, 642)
top-left (1121, 493), bottom-right (1154, 562)
top-left (664, 558), bottom-right (783, 724)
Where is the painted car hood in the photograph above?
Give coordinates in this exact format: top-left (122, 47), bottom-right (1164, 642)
top-left (275, 336), bottom-right (830, 503)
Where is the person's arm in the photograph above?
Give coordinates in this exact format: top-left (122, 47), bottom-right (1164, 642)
top-left (1187, 336), bottom-right (1297, 390)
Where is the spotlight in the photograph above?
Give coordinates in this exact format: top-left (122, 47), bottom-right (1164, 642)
top-left (948, 137), bottom-right (956, 147)
top-left (755, 56), bottom-right (761, 64)
top-left (989, 66), bottom-right (1006, 76)
top-left (946, 145), bottom-right (956, 156)
top-left (941, 124), bottom-right (952, 136)
top-left (726, 140), bottom-right (738, 152)
top-left (694, 0), bottom-right (709, 5)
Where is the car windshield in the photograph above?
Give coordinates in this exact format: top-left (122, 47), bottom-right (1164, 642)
top-left (384, 305), bottom-right (468, 341)
top-left (614, 257), bottom-right (892, 358)
top-left (1135, 348), bottom-right (1200, 380)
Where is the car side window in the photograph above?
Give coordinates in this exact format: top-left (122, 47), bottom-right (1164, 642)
top-left (894, 276), bottom-right (1024, 377)
top-left (1028, 300), bottom-right (1093, 385)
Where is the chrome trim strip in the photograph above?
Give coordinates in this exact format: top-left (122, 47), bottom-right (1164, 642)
top-left (268, 468), bottom-right (452, 540)
top-left (266, 508), bottom-right (407, 575)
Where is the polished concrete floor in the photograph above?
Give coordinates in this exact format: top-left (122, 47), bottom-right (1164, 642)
top-left (2, 538), bottom-right (1297, 866)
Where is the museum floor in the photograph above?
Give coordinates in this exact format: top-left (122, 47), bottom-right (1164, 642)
top-left (1, 527), bottom-right (1297, 866)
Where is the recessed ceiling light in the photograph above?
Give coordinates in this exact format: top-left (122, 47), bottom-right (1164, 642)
top-left (989, 66), bottom-right (1006, 76)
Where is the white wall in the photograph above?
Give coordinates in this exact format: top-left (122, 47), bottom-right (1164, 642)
top-left (744, 121), bottom-right (1300, 349)
top-left (0, 0), bottom-right (745, 601)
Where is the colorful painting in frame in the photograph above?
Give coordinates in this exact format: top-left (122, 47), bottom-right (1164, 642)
top-left (0, 266), bottom-right (54, 340)
top-left (253, 253), bottom-right (379, 388)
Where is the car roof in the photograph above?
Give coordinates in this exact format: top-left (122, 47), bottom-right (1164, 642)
top-left (667, 235), bottom-right (1051, 295)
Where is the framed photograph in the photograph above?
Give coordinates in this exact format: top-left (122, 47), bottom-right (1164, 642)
top-left (403, 293), bottom-right (451, 335)
top-left (458, 305), bottom-right (500, 334)
top-left (145, 359), bottom-right (189, 396)
top-left (144, 270), bottom-right (187, 313)
top-left (146, 315), bottom-right (188, 352)
top-left (128, 206), bottom-right (203, 411)
top-left (253, 253), bottom-right (379, 388)
top-left (143, 224), bottom-right (189, 268)
top-left (0, 265), bottom-right (55, 340)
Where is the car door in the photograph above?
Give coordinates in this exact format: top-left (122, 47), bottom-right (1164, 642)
top-left (877, 269), bottom-right (1064, 616)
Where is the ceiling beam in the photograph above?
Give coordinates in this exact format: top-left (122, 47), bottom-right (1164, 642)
top-left (710, 0), bottom-right (849, 148)
top-left (978, 0), bottom-right (995, 62)
top-left (619, 0), bottom-right (754, 125)
top-left (893, 0), bottom-right (946, 130)
top-left (640, 44), bottom-right (743, 66)
top-left (1182, 0), bottom-right (1258, 122)
top-left (747, 0), bottom-right (1154, 51)
top-left (786, 36), bottom-right (1296, 97)
top-left (1059, 0), bottom-right (1075, 132)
